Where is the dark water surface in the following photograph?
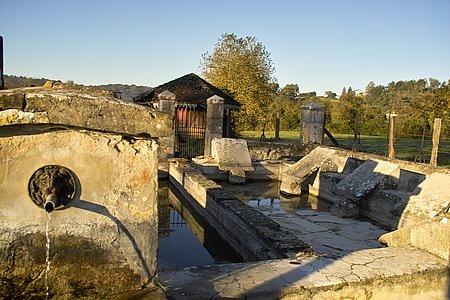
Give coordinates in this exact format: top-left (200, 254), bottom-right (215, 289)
top-left (158, 181), bottom-right (242, 270)
top-left (157, 180), bottom-right (334, 270)
top-left (220, 180), bottom-right (332, 213)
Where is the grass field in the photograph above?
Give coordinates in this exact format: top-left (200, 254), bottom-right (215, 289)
top-left (237, 130), bottom-right (450, 167)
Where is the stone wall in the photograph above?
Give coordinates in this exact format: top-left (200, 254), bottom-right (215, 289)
top-left (0, 85), bottom-right (170, 298)
top-left (247, 141), bottom-right (315, 161)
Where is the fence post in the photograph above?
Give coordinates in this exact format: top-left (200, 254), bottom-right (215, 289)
top-left (430, 118), bottom-right (442, 166)
top-left (204, 95), bottom-right (224, 157)
top-left (352, 113), bottom-right (361, 151)
top-left (386, 112), bottom-right (397, 160)
top-left (275, 111), bottom-right (280, 142)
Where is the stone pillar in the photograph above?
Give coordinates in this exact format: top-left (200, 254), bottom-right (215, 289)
top-left (301, 102), bottom-right (326, 144)
top-left (225, 108), bottom-right (232, 138)
top-left (157, 90), bottom-right (176, 115)
top-left (157, 90), bottom-right (176, 162)
top-left (204, 95), bottom-right (224, 157)
top-left (0, 36), bottom-right (4, 90)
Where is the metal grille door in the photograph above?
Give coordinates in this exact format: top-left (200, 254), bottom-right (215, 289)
top-left (174, 107), bottom-right (206, 158)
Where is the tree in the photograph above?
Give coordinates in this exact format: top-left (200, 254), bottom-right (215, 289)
top-left (325, 91), bottom-right (337, 99)
top-left (334, 87), bottom-right (364, 148)
top-left (200, 33), bottom-right (276, 131)
top-left (280, 84), bottom-right (299, 99)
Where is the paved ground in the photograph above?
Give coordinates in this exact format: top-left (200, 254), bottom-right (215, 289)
top-left (253, 206), bottom-right (388, 258)
top-left (160, 246), bottom-right (448, 299)
top-left (159, 206), bottom-right (448, 299)
top-left (224, 179), bottom-right (389, 257)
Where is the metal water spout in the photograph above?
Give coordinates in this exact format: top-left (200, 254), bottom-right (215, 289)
top-left (28, 165), bottom-right (77, 211)
top-left (44, 194), bottom-right (59, 212)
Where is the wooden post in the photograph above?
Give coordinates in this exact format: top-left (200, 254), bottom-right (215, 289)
top-left (430, 118), bottom-right (442, 166)
top-left (352, 113), bottom-right (360, 151)
top-left (386, 112), bottom-right (397, 160)
top-left (274, 111), bottom-right (280, 142)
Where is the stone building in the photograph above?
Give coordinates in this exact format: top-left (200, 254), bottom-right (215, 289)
top-left (134, 73), bottom-right (240, 158)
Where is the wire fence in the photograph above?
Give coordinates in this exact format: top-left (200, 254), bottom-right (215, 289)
top-left (324, 134), bottom-right (450, 167)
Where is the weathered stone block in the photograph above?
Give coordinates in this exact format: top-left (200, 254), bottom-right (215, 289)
top-left (332, 159), bottom-right (400, 201)
top-left (229, 168), bottom-right (246, 184)
top-left (0, 92), bottom-right (25, 109)
top-left (211, 138), bottom-right (254, 172)
top-left (0, 129), bottom-right (159, 297)
top-left (280, 146), bottom-right (338, 195)
top-left (398, 172), bottom-right (450, 228)
top-left (330, 198), bottom-right (360, 218)
top-left (380, 214), bottom-right (450, 261)
top-left (0, 88), bottom-right (173, 138)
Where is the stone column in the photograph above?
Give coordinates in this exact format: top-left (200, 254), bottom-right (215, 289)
top-left (157, 90), bottom-right (176, 160)
top-left (301, 102), bottom-right (326, 144)
top-left (225, 108), bottom-right (232, 138)
top-left (204, 95), bottom-right (224, 157)
top-left (157, 90), bottom-right (176, 115)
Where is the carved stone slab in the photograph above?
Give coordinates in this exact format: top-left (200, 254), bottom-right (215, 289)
top-left (211, 138), bottom-right (254, 172)
top-left (331, 159), bottom-right (400, 201)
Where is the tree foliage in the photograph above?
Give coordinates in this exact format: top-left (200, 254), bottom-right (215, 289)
top-left (201, 33), bottom-right (276, 130)
top-left (327, 78), bottom-right (450, 138)
top-left (332, 88), bottom-right (364, 134)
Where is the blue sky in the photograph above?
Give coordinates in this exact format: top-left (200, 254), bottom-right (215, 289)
top-left (1, 0), bottom-right (449, 95)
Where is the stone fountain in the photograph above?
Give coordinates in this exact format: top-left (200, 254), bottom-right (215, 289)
top-left (0, 83), bottom-right (171, 298)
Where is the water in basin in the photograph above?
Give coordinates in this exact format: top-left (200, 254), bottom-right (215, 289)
top-left (158, 181), bottom-right (242, 270)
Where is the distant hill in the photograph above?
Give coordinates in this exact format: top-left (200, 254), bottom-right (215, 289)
top-left (4, 75), bottom-right (49, 89)
top-left (94, 84), bottom-right (152, 102)
top-left (3, 75), bottom-right (152, 102)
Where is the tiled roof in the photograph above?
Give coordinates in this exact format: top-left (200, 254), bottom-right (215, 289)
top-left (133, 73), bottom-right (240, 109)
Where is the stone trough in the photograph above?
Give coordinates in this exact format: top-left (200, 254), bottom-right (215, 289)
top-left (163, 141), bottom-right (450, 299)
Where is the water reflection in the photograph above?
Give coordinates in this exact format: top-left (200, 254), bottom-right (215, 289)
top-left (221, 181), bottom-right (332, 213)
top-left (158, 209), bottom-right (216, 269)
top-left (158, 181), bottom-right (242, 270)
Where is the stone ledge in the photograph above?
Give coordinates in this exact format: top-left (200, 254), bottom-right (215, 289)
top-left (160, 246), bottom-right (449, 299)
top-left (168, 161), bottom-right (313, 261)
top-left (0, 87), bottom-right (172, 138)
